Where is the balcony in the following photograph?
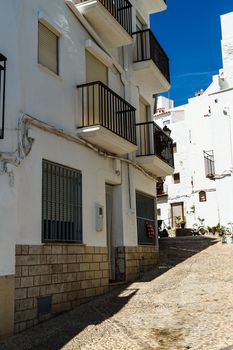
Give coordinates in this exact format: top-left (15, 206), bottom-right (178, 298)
top-left (76, 0), bottom-right (133, 47)
top-left (0, 53), bottom-right (7, 139)
top-left (157, 179), bottom-right (168, 197)
top-left (76, 81), bottom-right (137, 155)
top-left (136, 122), bottom-right (174, 176)
top-left (204, 150), bottom-right (215, 179)
top-left (137, 0), bottom-right (167, 14)
top-left (132, 29), bottom-right (170, 93)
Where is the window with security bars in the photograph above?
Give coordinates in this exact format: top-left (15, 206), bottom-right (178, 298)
top-left (42, 160), bottom-right (82, 243)
top-left (38, 22), bottom-right (59, 75)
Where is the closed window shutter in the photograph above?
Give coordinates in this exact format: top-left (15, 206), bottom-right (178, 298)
top-left (86, 51), bottom-right (108, 84)
top-left (38, 22), bottom-right (58, 74)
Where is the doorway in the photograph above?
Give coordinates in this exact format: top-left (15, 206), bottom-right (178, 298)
top-left (106, 184), bottom-right (115, 282)
top-left (171, 202), bottom-right (184, 228)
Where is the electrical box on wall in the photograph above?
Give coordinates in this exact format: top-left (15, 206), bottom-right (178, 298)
top-left (95, 203), bottom-right (104, 231)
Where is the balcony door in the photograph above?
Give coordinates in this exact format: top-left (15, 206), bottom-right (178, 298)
top-left (138, 98), bottom-right (151, 155)
top-left (85, 51), bottom-right (108, 126)
top-left (86, 51), bottom-right (108, 84)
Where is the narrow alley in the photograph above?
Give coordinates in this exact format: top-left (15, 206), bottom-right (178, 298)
top-left (1, 237), bottom-right (232, 350)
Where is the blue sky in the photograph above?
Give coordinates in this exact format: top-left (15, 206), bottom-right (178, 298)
top-left (150, 0), bottom-right (233, 106)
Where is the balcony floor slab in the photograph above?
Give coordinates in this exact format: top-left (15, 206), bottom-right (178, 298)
top-left (137, 0), bottom-right (167, 14)
top-left (76, 0), bottom-right (133, 47)
top-left (77, 125), bottom-right (137, 155)
top-left (136, 155), bottom-right (174, 177)
top-left (133, 60), bottom-right (170, 94)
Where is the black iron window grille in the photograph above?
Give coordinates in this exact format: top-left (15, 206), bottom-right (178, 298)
top-left (0, 53), bottom-right (7, 139)
top-left (132, 29), bottom-right (170, 83)
top-left (80, 0), bottom-right (132, 35)
top-left (136, 191), bottom-right (156, 245)
top-left (204, 150), bottom-right (215, 179)
top-left (42, 160), bottom-right (82, 243)
top-left (77, 81), bottom-right (136, 145)
top-left (136, 121), bottom-right (174, 168)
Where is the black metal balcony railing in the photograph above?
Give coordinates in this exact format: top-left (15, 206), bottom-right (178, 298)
top-left (77, 81), bottom-right (136, 145)
top-left (0, 53), bottom-right (7, 139)
top-left (136, 122), bottom-right (174, 167)
top-left (132, 29), bottom-right (170, 83)
top-left (204, 150), bottom-right (215, 179)
top-left (80, 0), bottom-right (132, 35)
top-left (157, 180), bottom-right (168, 196)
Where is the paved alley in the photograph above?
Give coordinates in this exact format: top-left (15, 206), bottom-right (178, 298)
top-left (1, 237), bottom-right (233, 350)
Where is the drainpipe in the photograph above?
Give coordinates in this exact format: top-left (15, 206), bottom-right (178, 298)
top-left (223, 106), bottom-right (233, 171)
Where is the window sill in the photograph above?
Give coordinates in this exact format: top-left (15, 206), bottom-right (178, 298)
top-left (42, 242), bottom-right (85, 246)
top-left (37, 63), bottom-right (63, 81)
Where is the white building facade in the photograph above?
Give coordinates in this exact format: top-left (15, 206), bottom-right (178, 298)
top-left (156, 11), bottom-right (233, 232)
top-left (0, 0), bottom-right (174, 338)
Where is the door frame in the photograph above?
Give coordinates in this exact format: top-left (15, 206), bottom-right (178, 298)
top-left (171, 202), bottom-right (184, 228)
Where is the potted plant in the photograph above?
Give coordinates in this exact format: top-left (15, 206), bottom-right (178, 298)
top-left (175, 215), bottom-right (182, 228)
top-left (181, 220), bottom-right (186, 229)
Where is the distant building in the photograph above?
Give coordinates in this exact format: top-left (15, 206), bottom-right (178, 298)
top-left (155, 11), bottom-right (233, 230)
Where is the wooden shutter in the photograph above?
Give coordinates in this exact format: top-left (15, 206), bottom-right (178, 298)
top-left (38, 22), bottom-right (58, 74)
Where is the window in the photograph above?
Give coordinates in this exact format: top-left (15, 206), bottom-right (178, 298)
top-left (38, 22), bottom-right (59, 75)
top-left (157, 208), bottom-right (161, 216)
top-left (199, 191), bottom-right (207, 202)
top-left (173, 142), bottom-right (177, 153)
top-left (136, 192), bottom-right (156, 245)
top-left (42, 160), bottom-right (82, 243)
top-left (173, 173), bottom-right (180, 184)
top-left (204, 150), bottom-right (215, 179)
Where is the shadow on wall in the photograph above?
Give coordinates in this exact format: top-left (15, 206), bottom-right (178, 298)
top-left (0, 287), bottom-right (138, 350)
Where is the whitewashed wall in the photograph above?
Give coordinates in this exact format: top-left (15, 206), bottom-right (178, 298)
top-left (0, 0), bottom-right (162, 276)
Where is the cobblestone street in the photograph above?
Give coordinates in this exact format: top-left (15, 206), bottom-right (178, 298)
top-left (1, 238), bottom-right (233, 350)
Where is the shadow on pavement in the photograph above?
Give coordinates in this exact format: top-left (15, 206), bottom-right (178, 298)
top-left (0, 287), bottom-right (138, 350)
top-left (141, 236), bottom-right (220, 283)
top-left (0, 237), bottom-right (219, 350)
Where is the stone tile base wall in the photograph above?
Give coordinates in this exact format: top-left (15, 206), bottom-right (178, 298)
top-left (0, 275), bottom-right (15, 339)
top-left (15, 245), bottom-right (109, 333)
top-left (125, 245), bottom-right (159, 281)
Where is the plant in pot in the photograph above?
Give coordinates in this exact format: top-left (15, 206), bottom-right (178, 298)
top-left (175, 215), bottom-right (182, 228)
top-left (181, 220), bottom-right (186, 229)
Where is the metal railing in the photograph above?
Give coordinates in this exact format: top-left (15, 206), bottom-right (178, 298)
top-left (136, 121), bottom-right (174, 167)
top-left (0, 53), bottom-right (7, 139)
top-left (132, 29), bottom-right (170, 83)
top-left (77, 81), bottom-right (136, 145)
top-left (80, 0), bottom-right (132, 35)
top-left (204, 150), bottom-right (215, 179)
top-left (157, 180), bottom-right (168, 196)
